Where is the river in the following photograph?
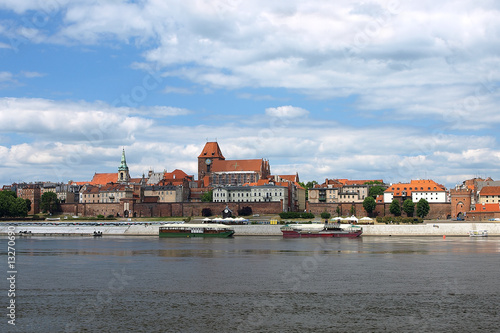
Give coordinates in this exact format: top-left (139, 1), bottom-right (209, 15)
top-left (2, 236), bottom-right (499, 332)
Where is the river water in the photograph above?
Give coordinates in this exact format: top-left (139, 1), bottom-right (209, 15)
top-left (2, 236), bottom-right (499, 333)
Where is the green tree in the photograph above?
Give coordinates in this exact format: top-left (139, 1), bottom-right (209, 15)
top-left (389, 199), bottom-right (401, 216)
top-left (363, 196), bottom-right (376, 217)
top-left (416, 199), bottom-right (430, 219)
top-left (201, 208), bottom-right (212, 217)
top-left (368, 186), bottom-right (386, 199)
top-left (335, 206), bottom-right (341, 217)
top-left (320, 211), bottom-right (331, 220)
top-left (402, 199), bottom-right (415, 217)
top-left (40, 192), bottom-right (60, 214)
top-left (201, 190), bottom-right (213, 202)
top-left (25, 199), bottom-right (31, 213)
top-left (11, 197), bottom-right (28, 217)
top-left (0, 191), bottom-right (16, 217)
top-left (349, 205), bottom-right (356, 216)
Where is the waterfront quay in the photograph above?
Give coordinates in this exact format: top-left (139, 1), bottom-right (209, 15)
top-left (1, 221), bottom-right (500, 236)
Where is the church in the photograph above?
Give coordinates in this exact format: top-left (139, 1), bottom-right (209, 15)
top-left (198, 142), bottom-right (271, 187)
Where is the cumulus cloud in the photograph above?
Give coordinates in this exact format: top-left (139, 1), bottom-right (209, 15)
top-left (265, 105), bottom-right (309, 118)
top-left (1, 1), bottom-right (500, 186)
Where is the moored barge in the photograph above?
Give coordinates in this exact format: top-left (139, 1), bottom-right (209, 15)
top-left (159, 223), bottom-right (235, 238)
top-left (281, 223), bottom-right (362, 238)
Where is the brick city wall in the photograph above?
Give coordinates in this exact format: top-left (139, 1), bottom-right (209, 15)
top-left (307, 202), bottom-right (451, 219)
top-left (61, 201), bottom-right (283, 217)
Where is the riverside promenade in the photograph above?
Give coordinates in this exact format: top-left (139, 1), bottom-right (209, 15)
top-left (1, 221), bottom-right (500, 236)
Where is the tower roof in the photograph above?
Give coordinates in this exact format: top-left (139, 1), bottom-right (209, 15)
top-left (118, 148), bottom-right (129, 171)
top-left (198, 142), bottom-right (225, 159)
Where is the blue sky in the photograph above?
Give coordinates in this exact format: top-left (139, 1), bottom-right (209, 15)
top-left (0, 0), bottom-right (499, 188)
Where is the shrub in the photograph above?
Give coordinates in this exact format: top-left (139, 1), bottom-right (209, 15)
top-left (320, 211), bottom-right (331, 220)
top-left (237, 206), bottom-right (253, 216)
top-left (279, 212), bottom-right (315, 219)
top-left (201, 208), bottom-right (212, 217)
top-left (97, 214), bottom-right (105, 219)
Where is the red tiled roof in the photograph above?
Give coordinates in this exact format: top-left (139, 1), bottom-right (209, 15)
top-left (341, 179), bottom-right (384, 186)
top-left (385, 179), bottom-right (446, 197)
top-left (475, 203), bottom-right (500, 212)
top-left (278, 175), bottom-right (298, 182)
top-left (164, 169), bottom-right (191, 181)
top-left (198, 142), bottom-right (225, 159)
top-left (479, 186), bottom-right (500, 196)
top-left (90, 173), bottom-right (117, 185)
top-left (212, 159), bottom-right (264, 173)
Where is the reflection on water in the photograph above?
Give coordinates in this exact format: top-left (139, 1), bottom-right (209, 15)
top-left (4, 236), bottom-right (500, 333)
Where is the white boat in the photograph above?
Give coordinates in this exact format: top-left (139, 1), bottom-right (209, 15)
top-left (469, 230), bottom-right (488, 237)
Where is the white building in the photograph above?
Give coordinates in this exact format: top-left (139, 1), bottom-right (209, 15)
top-left (384, 179), bottom-right (448, 203)
top-left (213, 184), bottom-right (288, 211)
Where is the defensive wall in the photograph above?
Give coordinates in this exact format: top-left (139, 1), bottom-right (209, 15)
top-left (306, 202), bottom-right (451, 220)
top-left (61, 202), bottom-right (282, 218)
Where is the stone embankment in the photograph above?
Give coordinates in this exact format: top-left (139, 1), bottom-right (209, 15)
top-left (1, 222), bottom-right (499, 236)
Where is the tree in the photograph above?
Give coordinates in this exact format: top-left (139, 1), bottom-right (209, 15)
top-left (238, 206), bottom-right (253, 216)
top-left (25, 199), bottom-right (31, 214)
top-left (368, 186), bottom-right (386, 199)
top-left (0, 191), bottom-right (16, 218)
top-left (11, 197), bottom-right (28, 217)
top-left (200, 190), bottom-right (213, 202)
top-left (320, 211), bottom-right (331, 220)
top-left (416, 199), bottom-right (430, 219)
top-left (335, 206), bottom-right (341, 217)
top-left (349, 205), bottom-right (356, 216)
top-left (201, 208), bottom-right (212, 217)
top-left (0, 191), bottom-right (29, 217)
top-left (403, 199), bottom-right (415, 217)
top-left (363, 196), bottom-right (376, 217)
top-left (389, 199), bottom-right (401, 216)
top-left (40, 192), bottom-right (60, 214)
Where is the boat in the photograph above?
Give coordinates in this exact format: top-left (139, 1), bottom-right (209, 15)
top-left (281, 223), bottom-right (362, 238)
top-left (159, 223), bottom-right (235, 238)
top-left (468, 230), bottom-right (488, 237)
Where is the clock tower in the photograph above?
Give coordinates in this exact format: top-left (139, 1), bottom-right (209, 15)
top-left (198, 142), bottom-right (225, 180)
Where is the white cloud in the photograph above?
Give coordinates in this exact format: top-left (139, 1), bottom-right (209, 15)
top-left (265, 105), bottom-right (309, 118)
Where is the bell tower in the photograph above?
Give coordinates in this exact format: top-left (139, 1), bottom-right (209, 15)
top-left (118, 148), bottom-right (130, 183)
top-left (198, 142), bottom-right (225, 180)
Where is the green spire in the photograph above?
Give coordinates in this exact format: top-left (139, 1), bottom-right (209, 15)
top-left (118, 148), bottom-right (128, 171)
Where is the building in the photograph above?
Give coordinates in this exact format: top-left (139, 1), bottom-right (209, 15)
top-left (384, 179), bottom-right (447, 203)
top-left (143, 185), bottom-right (187, 203)
top-left (213, 182), bottom-right (288, 211)
top-left (477, 186), bottom-right (500, 204)
top-left (198, 142), bottom-right (271, 187)
top-left (16, 183), bottom-right (41, 214)
top-left (308, 179), bottom-right (385, 204)
top-left (99, 183), bottom-right (134, 203)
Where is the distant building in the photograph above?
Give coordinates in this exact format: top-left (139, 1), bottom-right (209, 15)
top-left (16, 183), bottom-right (41, 214)
top-left (213, 182), bottom-right (288, 211)
top-left (384, 179), bottom-right (447, 203)
top-left (308, 179), bottom-right (385, 204)
top-left (197, 142), bottom-right (271, 187)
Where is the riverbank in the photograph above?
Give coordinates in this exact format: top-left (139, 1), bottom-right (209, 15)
top-left (1, 222), bottom-right (499, 236)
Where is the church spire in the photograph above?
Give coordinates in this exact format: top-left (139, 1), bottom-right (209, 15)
top-left (118, 148), bottom-right (130, 183)
top-left (118, 148), bottom-right (128, 171)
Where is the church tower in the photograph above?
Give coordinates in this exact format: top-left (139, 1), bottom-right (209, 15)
top-left (118, 148), bottom-right (130, 183)
top-left (198, 142), bottom-right (225, 181)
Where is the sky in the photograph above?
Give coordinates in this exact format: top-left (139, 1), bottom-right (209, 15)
top-left (0, 0), bottom-right (499, 189)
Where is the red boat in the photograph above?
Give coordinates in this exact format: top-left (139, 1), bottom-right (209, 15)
top-left (281, 223), bottom-right (362, 238)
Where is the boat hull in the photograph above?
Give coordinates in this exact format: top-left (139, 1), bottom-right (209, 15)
top-left (159, 230), bottom-right (235, 238)
top-left (281, 229), bottom-right (362, 238)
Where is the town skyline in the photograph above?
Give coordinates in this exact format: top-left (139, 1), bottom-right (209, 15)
top-left (1, 1), bottom-right (500, 188)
